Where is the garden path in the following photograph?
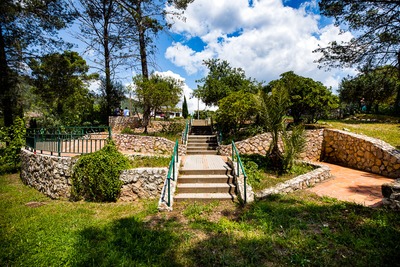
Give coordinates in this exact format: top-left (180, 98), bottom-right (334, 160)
top-left (308, 162), bottom-right (394, 207)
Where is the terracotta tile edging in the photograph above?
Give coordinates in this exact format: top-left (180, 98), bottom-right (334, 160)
top-left (255, 161), bottom-right (332, 200)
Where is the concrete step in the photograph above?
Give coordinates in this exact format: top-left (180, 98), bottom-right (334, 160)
top-left (179, 174), bottom-right (234, 183)
top-left (186, 142), bottom-right (217, 146)
top-left (174, 192), bottom-right (235, 202)
top-left (178, 183), bottom-right (235, 193)
top-left (187, 146), bottom-right (217, 151)
top-left (180, 168), bottom-right (231, 175)
top-left (188, 137), bottom-right (216, 141)
top-left (186, 150), bottom-right (218, 155)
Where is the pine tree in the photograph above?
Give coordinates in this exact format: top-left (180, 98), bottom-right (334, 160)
top-left (182, 95), bottom-right (189, 118)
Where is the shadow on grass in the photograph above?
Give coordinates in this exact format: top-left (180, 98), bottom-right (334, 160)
top-left (184, 195), bottom-right (400, 267)
top-left (72, 216), bottom-right (182, 267)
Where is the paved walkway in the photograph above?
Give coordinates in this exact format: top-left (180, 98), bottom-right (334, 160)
top-left (308, 162), bottom-right (394, 207)
top-left (181, 155), bottom-right (229, 171)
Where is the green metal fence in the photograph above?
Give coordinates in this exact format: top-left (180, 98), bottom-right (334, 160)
top-left (182, 120), bottom-right (190, 145)
top-left (25, 126), bottom-right (111, 156)
top-left (232, 141), bottom-right (248, 203)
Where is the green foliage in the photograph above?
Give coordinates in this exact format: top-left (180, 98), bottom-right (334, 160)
top-left (182, 95), bottom-right (189, 118)
top-left (121, 127), bottom-right (135, 134)
top-left (3, 173), bottom-right (400, 266)
top-left (71, 142), bottom-right (131, 202)
top-left (29, 51), bottom-right (98, 126)
top-left (216, 90), bottom-right (261, 134)
top-left (261, 86), bottom-right (306, 174)
top-left (129, 155), bottom-right (170, 168)
top-left (339, 66), bottom-right (398, 114)
top-left (242, 160), bottom-right (264, 190)
top-left (267, 71), bottom-right (339, 124)
top-left (160, 121), bottom-right (185, 135)
top-left (194, 58), bottom-right (261, 106)
top-left (0, 117), bottom-right (26, 174)
top-left (133, 74), bottom-right (183, 132)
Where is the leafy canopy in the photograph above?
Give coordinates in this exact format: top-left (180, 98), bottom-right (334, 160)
top-left (29, 51), bottom-right (97, 126)
top-left (267, 71), bottom-right (339, 124)
top-left (132, 74), bottom-right (183, 119)
top-left (194, 59), bottom-right (260, 106)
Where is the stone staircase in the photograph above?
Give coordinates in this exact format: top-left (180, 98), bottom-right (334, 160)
top-left (174, 155), bottom-right (236, 202)
top-left (174, 120), bottom-right (236, 202)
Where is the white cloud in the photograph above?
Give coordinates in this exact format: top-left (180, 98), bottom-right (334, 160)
top-left (165, 0), bottom-right (355, 91)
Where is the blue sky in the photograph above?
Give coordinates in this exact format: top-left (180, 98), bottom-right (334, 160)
top-left (64, 0), bottom-right (357, 113)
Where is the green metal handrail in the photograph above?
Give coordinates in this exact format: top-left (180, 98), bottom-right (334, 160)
top-left (25, 126), bottom-right (111, 156)
top-left (182, 120), bottom-right (190, 145)
top-left (166, 140), bottom-right (179, 207)
top-left (232, 141), bottom-right (248, 203)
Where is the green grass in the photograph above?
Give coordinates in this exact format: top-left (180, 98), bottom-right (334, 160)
top-left (241, 154), bottom-right (315, 191)
top-left (4, 173), bottom-right (399, 266)
top-left (320, 115), bottom-right (400, 148)
top-left (130, 155), bottom-right (170, 168)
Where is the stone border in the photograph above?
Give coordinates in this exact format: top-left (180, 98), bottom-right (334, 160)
top-left (255, 162), bottom-right (331, 199)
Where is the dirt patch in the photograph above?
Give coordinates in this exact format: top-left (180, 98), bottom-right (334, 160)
top-left (25, 201), bottom-right (46, 208)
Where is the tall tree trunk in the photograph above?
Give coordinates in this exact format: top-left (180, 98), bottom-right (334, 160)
top-left (394, 51), bottom-right (400, 116)
top-left (138, 6), bottom-right (150, 133)
top-left (103, 0), bottom-right (112, 126)
top-left (0, 23), bottom-right (13, 127)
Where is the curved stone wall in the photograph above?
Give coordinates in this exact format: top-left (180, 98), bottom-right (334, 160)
top-left (113, 134), bottom-right (186, 156)
top-left (218, 130), bottom-right (324, 162)
top-left (20, 149), bottom-right (169, 201)
top-left (20, 149), bottom-right (76, 199)
top-left (323, 129), bottom-right (400, 178)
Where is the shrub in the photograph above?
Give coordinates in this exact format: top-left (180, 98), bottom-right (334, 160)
top-left (121, 127), bottom-right (134, 134)
top-left (71, 141), bottom-right (131, 202)
top-left (0, 117), bottom-right (26, 174)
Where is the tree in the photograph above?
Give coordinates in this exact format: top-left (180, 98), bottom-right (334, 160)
top-left (29, 51), bottom-right (97, 126)
top-left (267, 71), bottom-right (339, 124)
top-left (182, 95), bottom-right (189, 119)
top-left (216, 91), bottom-right (261, 135)
top-left (194, 59), bottom-right (260, 106)
top-left (72, 0), bottom-right (136, 123)
top-left (314, 0), bottom-right (400, 114)
top-left (98, 77), bottom-right (126, 123)
top-left (261, 86), bottom-right (306, 174)
top-left (0, 0), bottom-right (75, 127)
top-left (133, 74), bottom-right (183, 132)
top-left (116, 0), bottom-right (194, 129)
top-left (339, 66), bottom-right (398, 113)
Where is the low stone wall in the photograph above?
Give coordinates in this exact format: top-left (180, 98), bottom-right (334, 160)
top-left (119, 168), bottom-right (167, 202)
top-left (113, 134), bottom-right (186, 156)
top-left (20, 149), bottom-right (168, 201)
top-left (218, 130), bottom-right (324, 162)
top-left (323, 129), bottom-right (400, 178)
top-left (20, 149), bottom-right (76, 199)
top-left (109, 116), bottom-right (141, 132)
top-left (382, 180), bottom-right (400, 210)
top-left (256, 162), bottom-right (331, 199)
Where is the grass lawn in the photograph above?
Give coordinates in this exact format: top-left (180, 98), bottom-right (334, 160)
top-left (129, 155), bottom-right (170, 168)
top-left (319, 115), bottom-right (400, 149)
top-left (2, 173), bottom-right (400, 266)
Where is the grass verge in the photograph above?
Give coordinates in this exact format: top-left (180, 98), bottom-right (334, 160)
top-left (129, 155), bottom-right (170, 168)
top-left (2, 173), bottom-right (400, 266)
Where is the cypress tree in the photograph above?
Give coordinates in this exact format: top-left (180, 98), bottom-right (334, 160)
top-left (182, 95), bottom-right (189, 118)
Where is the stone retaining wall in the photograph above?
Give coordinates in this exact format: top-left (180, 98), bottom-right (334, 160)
top-left (20, 150), bottom-right (76, 199)
top-left (119, 168), bottom-right (167, 201)
top-left (109, 116), bottom-right (141, 132)
top-left (218, 130), bottom-right (324, 162)
top-left (113, 134), bottom-right (186, 156)
top-left (20, 149), bottom-right (168, 201)
top-left (323, 129), bottom-right (400, 178)
top-left (256, 162), bottom-right (331, 199)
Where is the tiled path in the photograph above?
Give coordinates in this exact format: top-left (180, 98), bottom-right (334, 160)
top-left (308, 162), bottom-right (394, 207)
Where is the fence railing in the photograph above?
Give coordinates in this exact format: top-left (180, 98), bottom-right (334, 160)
top-left (25, 126), bottom-right (111, 156)
top-left (165, 140), bottom-right (179, 207)
top-left (232, 141), bottom-right (248, 203)
top-left (182, 120), bottom-right (190, 145)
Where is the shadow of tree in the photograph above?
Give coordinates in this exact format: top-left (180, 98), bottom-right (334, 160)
top-left (185, 195), bottom-right (400, 267)
top-left (72, 216), bottom-right (183, 267)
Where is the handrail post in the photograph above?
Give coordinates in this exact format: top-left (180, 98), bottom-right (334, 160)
top-left (167, 177), bottom-right (171, 207)
top-left (57, 137), bottom-right (61, 157)
top-left (108, 126), bottom-right (111, 139)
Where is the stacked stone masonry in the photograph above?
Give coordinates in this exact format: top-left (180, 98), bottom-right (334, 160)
top-left (113, 134), bottom-right (186, 156)
top-left (323, 129), bottom-right (400, 178)
top-left (218, 130), bottom-right (324, 162)
top-left (20, 149), bottom-right (169, 201)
